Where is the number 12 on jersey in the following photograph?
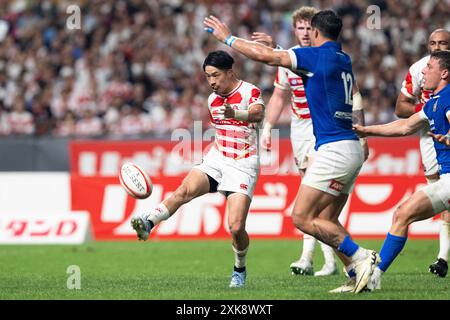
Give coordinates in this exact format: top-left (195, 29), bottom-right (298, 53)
top-left (341, 72), bottom-right (353, 105)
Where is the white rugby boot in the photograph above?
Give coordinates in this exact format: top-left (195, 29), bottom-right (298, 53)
top-left (353, 250), bottom-right (381, 293)
top-left (329, 277), bottom-right (356, 293)
top-left (229, 270), bottom-right (247, 288)
top-left (130, 213), bottom-right (153, 241)
top-left (290, 258), bottom-right (314, 276)
top-left (314, 262), bottom-right (338, 276)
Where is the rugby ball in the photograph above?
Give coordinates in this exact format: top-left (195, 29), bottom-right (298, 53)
top-left (119, 162), bottom-right (152, 199)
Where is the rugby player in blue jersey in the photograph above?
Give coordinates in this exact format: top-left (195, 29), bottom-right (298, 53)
top-left (353, 50), bottom-right (450, 291)
top-left (204, 10), bottom-right (380, 293)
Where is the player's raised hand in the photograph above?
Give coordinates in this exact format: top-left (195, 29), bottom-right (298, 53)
top-left (203, 16), bottom-right (231, 43)
top-left (428, 131), bottom-right (450, 147)
top-left (212, 106), bottom-right (226, 120)
top-left (251, 32), bottom-right (276, 48)
top-left (352, 124), bottom-right (368, 137)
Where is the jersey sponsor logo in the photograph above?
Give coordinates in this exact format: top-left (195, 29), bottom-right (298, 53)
top-left (329, 179), bottom-right (344, 192)
top-left (289, 78), bottom-right (302, 86)
top-left (334, 111), bottom-right (352, 120)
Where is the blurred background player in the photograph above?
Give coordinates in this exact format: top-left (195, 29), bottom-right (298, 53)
top-left (131, 50), bottom-right (265, 288)
top-left (204, 10), bottom-right (380, 293)
top-left (251, 6), bottom-right (338, 277)
top-left (395, 29), bottom-right (450, 277)
top-left (354, 50), bottom-right (450, 290)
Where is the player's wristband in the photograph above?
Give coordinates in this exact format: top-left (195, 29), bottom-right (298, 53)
top-left (224, 35), bottom-right (237, 47)
top-left (234, 110), bottom-right (249, 121)
top-left (445, 133), bottom-right (450, 139)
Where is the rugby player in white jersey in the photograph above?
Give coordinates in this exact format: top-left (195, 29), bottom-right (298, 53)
top-left (131, 51), bottom-right (265, 288)
top-left (395, 29), bottom-right (450, 278)
top-left (252, 6), bottom-right (338, 277)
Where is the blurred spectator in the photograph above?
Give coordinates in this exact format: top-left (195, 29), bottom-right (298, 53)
top-left (54, 110), bottom-right (76, 137)
top-left (8, 96), bottom-right (34, 135)
top-left (0, 0), bottom-right (448, 139)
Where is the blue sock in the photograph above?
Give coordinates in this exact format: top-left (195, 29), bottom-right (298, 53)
top-left (337, 235), bottom-right (359, 257)
top-left (347, 269), bottom-right (356, 278)
top-left (378, 233), bottom-right (407, 272)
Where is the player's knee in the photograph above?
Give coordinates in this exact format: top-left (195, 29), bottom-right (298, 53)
top-left (228, 219), bottom-right (246, 235)
top-left (173, 184), bottom-right (193, 203)
top-left (392, 204), bottom-right (411, 227)
top-left (292, 213), bottom-right (311, 232)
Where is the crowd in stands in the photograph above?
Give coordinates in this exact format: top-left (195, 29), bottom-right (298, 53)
top-left (0, 0), bottom-right (449, 138)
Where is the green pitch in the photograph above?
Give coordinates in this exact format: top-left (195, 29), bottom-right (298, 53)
top-left (1, 239), bottom-right (448, 300)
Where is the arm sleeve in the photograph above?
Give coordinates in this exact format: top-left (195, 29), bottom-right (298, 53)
top-left (274, 67), bottom-right (290, 91)
top-left (248, 87), bottom-right (264, 108)
top-left (287, 47), bottom-right (316, 73)
top-left (417, 109), bottom-right (428, 120)
top-left (400, 63), bottom-right (422, 100)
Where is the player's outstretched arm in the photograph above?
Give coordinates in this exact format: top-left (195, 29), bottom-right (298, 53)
top-left (203, 16), bottom-right (291, 68)
top-left (353, 112), bottom-right (426, 138)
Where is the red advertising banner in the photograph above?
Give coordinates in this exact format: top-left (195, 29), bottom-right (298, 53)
top-left (71, 174), bottom-right (440, 240)
top-left (69, 137), bottom-right (440, 240)
top-left (70, 137), bottom-right (424, 177)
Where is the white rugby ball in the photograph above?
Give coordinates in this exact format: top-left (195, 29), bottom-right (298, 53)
top-left (119, 162), bottom-right (152, 199)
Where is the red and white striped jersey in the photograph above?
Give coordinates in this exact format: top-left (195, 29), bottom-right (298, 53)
top-left (274, 63), bottom-right (314, 140)
top-left (401, 55), bottom-right (433, 109)
top-left (8, 111), bottom-right (34, 135)
top-left (208, 80), bottom-right (264, 160)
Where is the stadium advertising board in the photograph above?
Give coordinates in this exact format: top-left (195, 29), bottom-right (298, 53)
top-left (69, 138), bottom-right (441, 240)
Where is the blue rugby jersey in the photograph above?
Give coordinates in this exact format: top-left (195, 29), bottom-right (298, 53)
top-left (420, 84), bottom-right (450, 174)
top-left (287, 41), bottom-right (359, 149)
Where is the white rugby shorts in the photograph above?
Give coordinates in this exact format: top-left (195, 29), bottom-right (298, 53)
top-left (419, 126), bottom-right (439, 176)
top-left (290, 117), bottom-right (315, 171)
top-left (421, 173), bottom-right (450, 213)
top-left (194, 147), bottom-right (259, 198)
top-left (302, 140), bottom-right (364, 196)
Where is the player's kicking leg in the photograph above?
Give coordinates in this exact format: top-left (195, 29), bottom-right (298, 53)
top-left (226, 192), bottom-right (251, 288)
top-left (131, 168), bottom-right (210, 240)
top-left (429, 211), bottom-right (449, 277)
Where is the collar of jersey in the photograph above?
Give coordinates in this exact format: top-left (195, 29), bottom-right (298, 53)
top-left (219, 80), bottom-right (243, 98)
top-left (319, 41), bottom-right (341, 49)
top-left (431, 83), bottom-right (450, 99)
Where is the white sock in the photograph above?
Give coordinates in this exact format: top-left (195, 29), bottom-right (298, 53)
top-left (147, 203), bottom-right (170, 225)
top-left (319, 241), bottom-right (336, 265)
top-left (232, 246), bottom-right (248, 269)
top-left (373, 266), bottom-right (384, 278)
top-left (300, 234), bottom-right (316, 262)
top-left (351, 247), bottom-right (368, 262)
top-left (438, 221), bottom-right (450, 261)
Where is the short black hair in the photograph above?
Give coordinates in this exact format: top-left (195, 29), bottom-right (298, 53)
top-left (311, 10), bottom-right (342, 41)
top-left (203, 50), bottom-right (234, 71)
top-left (430, 50), bottom-right (450, 72)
